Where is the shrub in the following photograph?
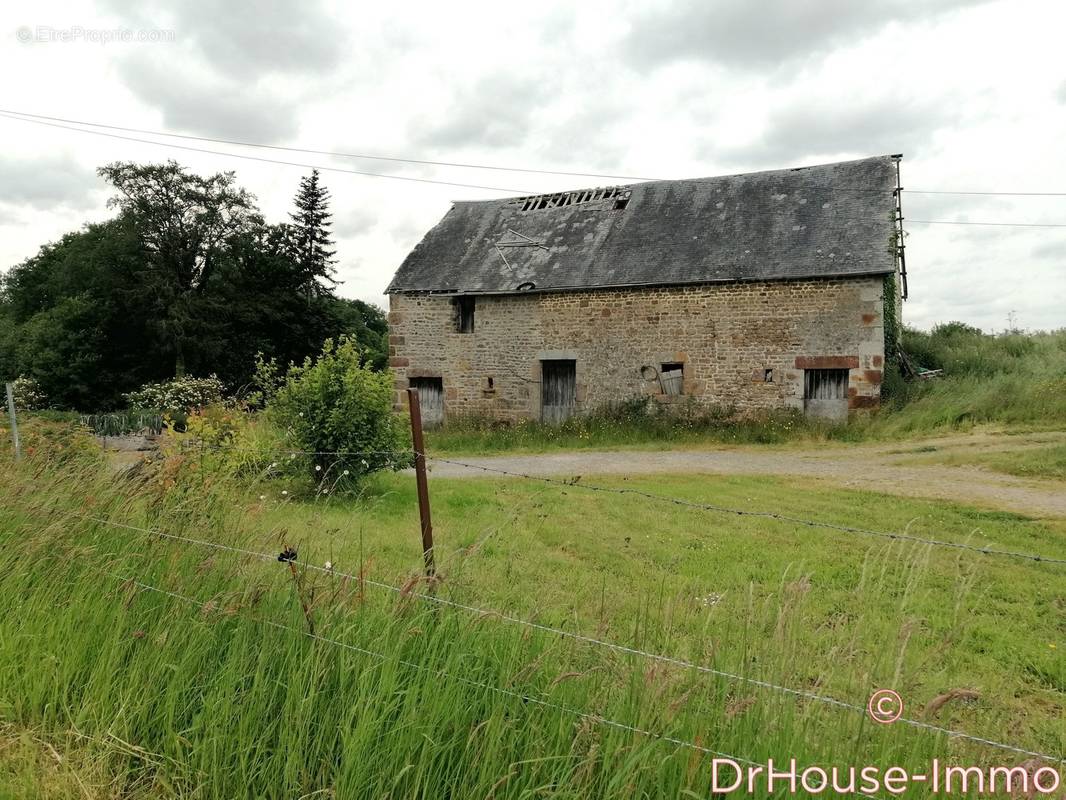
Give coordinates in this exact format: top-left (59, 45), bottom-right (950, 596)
top-left (123, 375), bottom-right (225, 414)
top-left (9, 376), bottom-right (48, 411)
top-left (269, 337), bottom-right (410, 488)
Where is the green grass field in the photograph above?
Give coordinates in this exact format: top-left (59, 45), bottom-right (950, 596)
top-left (0, 430), bottom-right (1063, 797)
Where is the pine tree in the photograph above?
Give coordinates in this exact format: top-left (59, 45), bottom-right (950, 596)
top-left (288, 169), bottom-right (337, 297)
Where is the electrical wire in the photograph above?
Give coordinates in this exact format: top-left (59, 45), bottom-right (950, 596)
top-left (4, 110), bottom-right (1066, 226)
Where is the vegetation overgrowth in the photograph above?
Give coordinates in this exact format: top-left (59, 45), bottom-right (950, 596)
top-left (0, 418), bottom-right (1063, 797)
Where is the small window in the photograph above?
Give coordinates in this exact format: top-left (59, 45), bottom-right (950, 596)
top-left (660, 362), bottom-right (684, 396)
top-left (764, 368), bottom-right (774, 383)
top-left (614, 197), bottom-right (630, 210)
top-left (453, 296), bottom-right (475, 333)
top-left (804, 368), bottom-right (849, 400)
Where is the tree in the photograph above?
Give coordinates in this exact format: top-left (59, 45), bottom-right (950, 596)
top-left (287, 169), bottom-right (337, 297)
top-left (98, 160), bottom-right (260, 377)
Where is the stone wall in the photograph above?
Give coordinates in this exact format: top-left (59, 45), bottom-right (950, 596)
top-left (388, 276), bottom-right (887, 422)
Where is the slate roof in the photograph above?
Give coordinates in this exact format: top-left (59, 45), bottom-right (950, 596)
top-left (387, 156), bottom-right (899, 295)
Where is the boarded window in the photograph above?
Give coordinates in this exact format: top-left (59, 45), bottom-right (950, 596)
top-left (453, 296), bottom-right (475, 333)
top-left (804, 369), bottom-right (849, 400)
top-left (410, 377), bottom-right (444, 427)
top-left (660, 362), bottom-right (684, 396)
top-left (541, 360), bottom-right (576, 423)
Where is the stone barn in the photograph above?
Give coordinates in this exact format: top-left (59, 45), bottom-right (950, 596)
top-left (386, 155), bottom-right (906, 425)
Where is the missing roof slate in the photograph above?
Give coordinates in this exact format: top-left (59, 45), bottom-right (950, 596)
top-left (510, 186), bottom-right (631, 212)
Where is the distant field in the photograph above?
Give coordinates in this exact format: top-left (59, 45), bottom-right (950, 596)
top-left (1, 435), bottom-right (1063, 797)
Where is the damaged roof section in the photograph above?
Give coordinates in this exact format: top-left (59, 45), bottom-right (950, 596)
top-left (387, 155), bottom-right (899, 295)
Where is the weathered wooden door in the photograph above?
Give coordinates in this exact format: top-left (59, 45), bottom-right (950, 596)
top-left (541, 360), bottom-right (576, 423)
top-left (659, 364), bottom-right (684, 396)
top-left (410, 377), bottom-right (444, 428)
top-left (803, 368), bottom-right (849, 423)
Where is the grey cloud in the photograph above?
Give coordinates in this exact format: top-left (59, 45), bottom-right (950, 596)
top-left (1058, 81), bottom-right (1066, 104)
top-left (623, 0), bottom-right (988, 70)
top-left (332, 208), bottom-right (379, 239)
top-left (118, 55), bottom-right (299, 142)
top-left (0, 156), bottom-right (102, 211)
top-left (712, 95), bottom-right (961, 169)
top-left (407, 74), bottom-right (558, 151)
top-left (1031, 239), bottom-right (1066, 262)
top-left (106, 0), bottom-right (342, 79)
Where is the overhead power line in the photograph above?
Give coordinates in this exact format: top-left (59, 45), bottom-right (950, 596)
top-left (4, 111), bottom-right (1066, 227)
top-left (0, 108), bottom-right (655, 183)
top-left (907, 219), bottom-right (1066, 228)
top-left (5, 108), bottom-right (1066, 197)
top-left (0, 111), bottom-right (526, 193)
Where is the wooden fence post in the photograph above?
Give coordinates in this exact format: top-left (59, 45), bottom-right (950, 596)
top-left (5, 382), bottom-right (20, 461)
top-left (406, 387), bottom-right (435, 578)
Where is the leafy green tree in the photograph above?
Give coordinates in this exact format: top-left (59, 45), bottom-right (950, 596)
top-left (0, 219), bottom-right (158, 408)
top-left (328, 297), bottom-right (389, 370)
top-left (0, 161), bottom-right (392, 410)
top-left (97, 160), bottom-right (260, 377)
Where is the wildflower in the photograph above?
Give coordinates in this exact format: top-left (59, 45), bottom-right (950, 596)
top-left (315, 465), bottom-right (322, 472)
top-left (324, 561), bottom-right (333, 570)
top-left (259, 494), bottom-right (266, 501)
top-left (281, 490), bottom-right (289, 496)
top-left (343, 469), bottom-right (350, 476)
top-left (270, 462), bottom-right (278, 469)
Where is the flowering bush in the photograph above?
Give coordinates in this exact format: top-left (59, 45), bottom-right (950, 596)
top-left (269, 337), bottom-right (410, 489)
top-left (123, 375), bottom-right (225, 414)
top-left (10, 376), bottom-right (48, 411)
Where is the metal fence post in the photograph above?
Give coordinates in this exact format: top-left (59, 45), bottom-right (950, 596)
top-left (406, 387), bottom-right (435, 578)
top-left (5, 382), bottom-right (20, 461)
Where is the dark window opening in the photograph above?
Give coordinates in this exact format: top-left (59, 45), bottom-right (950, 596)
top-left (764, 368), bottom-right (774, 383)
top-left (487, 376), bottom-right (495, 390)
top-left (453, 296), bottom-right (475, 333)
top-left (804, 368), bottom-right (849, 400)
top-left (614, 197), bottom-right (630, 210)
top-left (660, 362), bottom-right (684, 396)
top-left (410, 377), bottom-right (444, 427)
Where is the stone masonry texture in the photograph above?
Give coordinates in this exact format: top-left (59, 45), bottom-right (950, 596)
top-left (389, 276), bottom-right (886, 423)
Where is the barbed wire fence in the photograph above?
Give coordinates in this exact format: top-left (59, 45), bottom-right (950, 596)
top-left (9, 394), bottom-right (1066, 774)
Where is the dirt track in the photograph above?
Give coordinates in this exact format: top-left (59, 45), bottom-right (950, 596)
top-left (428, 431), bottom-right (1066, 518)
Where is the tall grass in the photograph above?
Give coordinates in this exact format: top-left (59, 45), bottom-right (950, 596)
top-left (873, 326), bottom-right (1066, 435)
top-left (2, 437), bottom-right (1046, 797)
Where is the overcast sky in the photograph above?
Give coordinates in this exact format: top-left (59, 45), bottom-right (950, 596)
top-left (2, 0), bottom-right (1064, 331)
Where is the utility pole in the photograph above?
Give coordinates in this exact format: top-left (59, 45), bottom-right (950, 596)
top-left (5, 382), bottom-right (20, 461)
top-left (406, 387), bottom-right (435, 578)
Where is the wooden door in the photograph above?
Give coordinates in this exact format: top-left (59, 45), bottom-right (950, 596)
top-left (541, 360), bottom-right (576, 423)
top-left (410, 377), bottom-right (444, 428)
